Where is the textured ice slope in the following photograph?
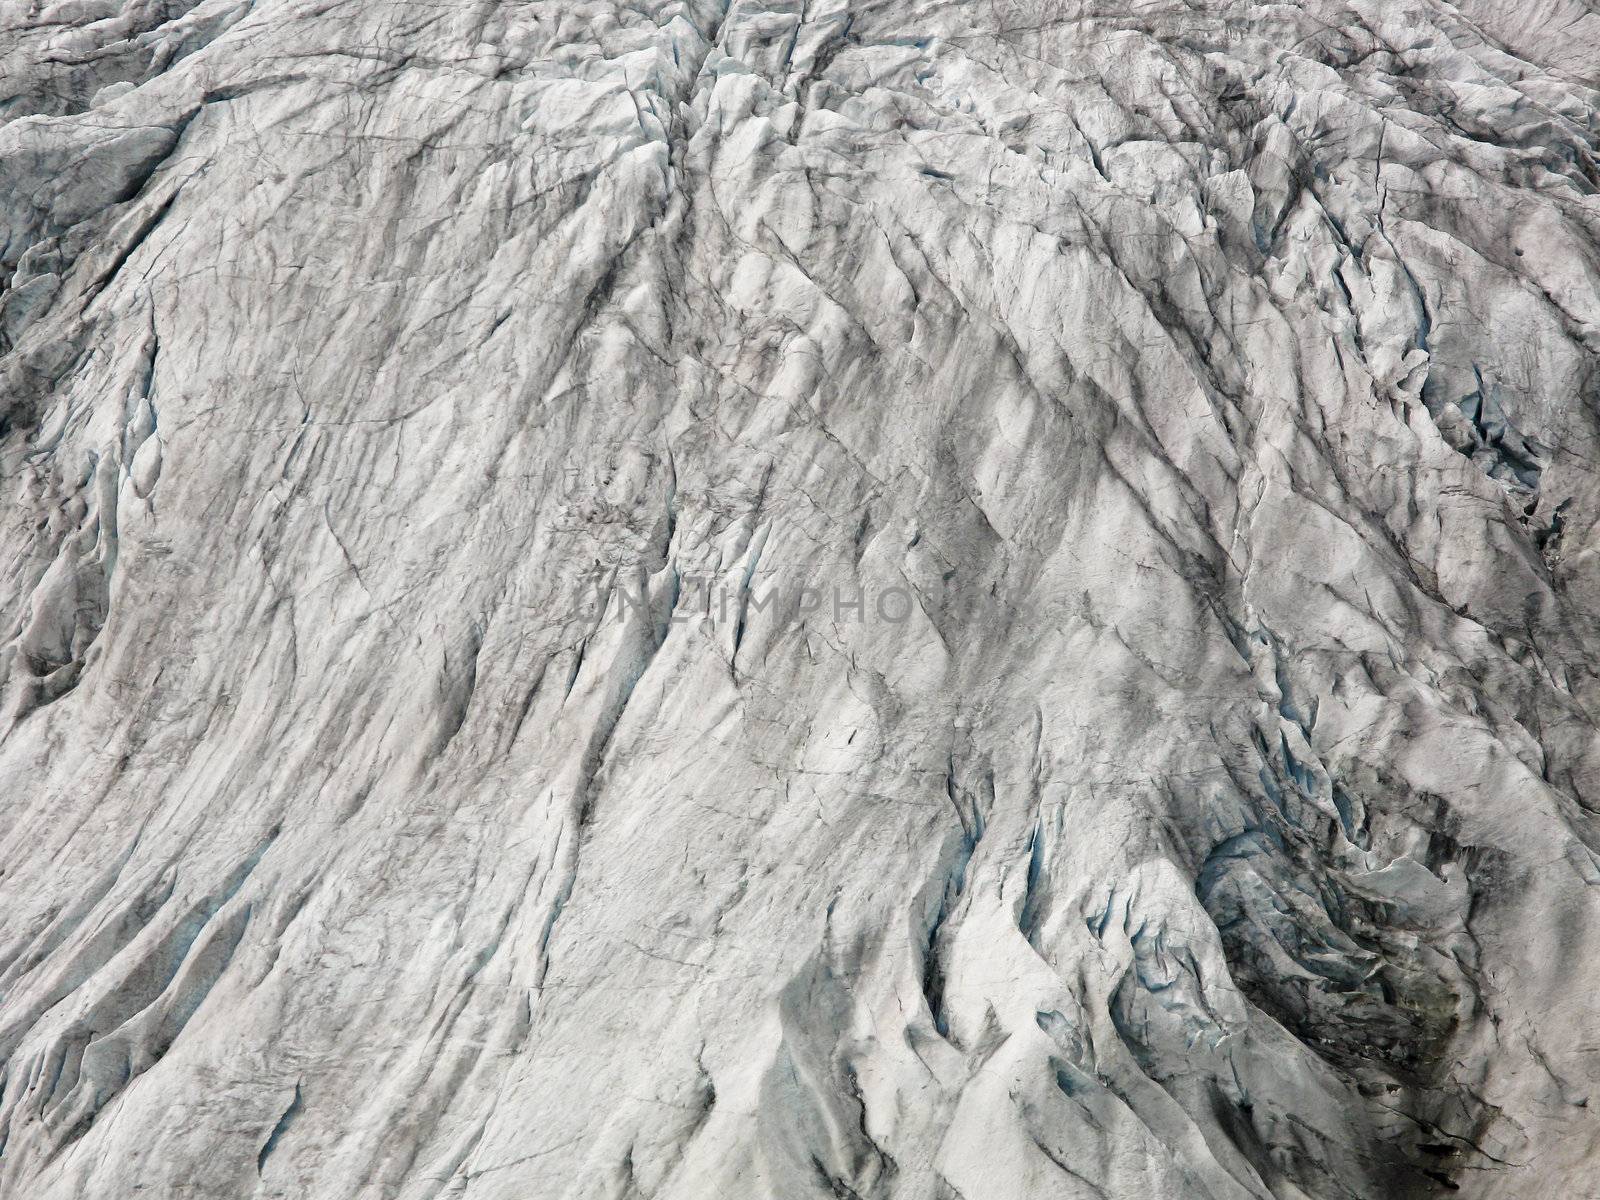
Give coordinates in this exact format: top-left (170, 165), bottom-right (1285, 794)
top-left (3, 1), bottom-right (1600, 1197)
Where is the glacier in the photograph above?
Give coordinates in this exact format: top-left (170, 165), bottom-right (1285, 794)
top-left (2, 0), bottom-right (1600, 1197)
